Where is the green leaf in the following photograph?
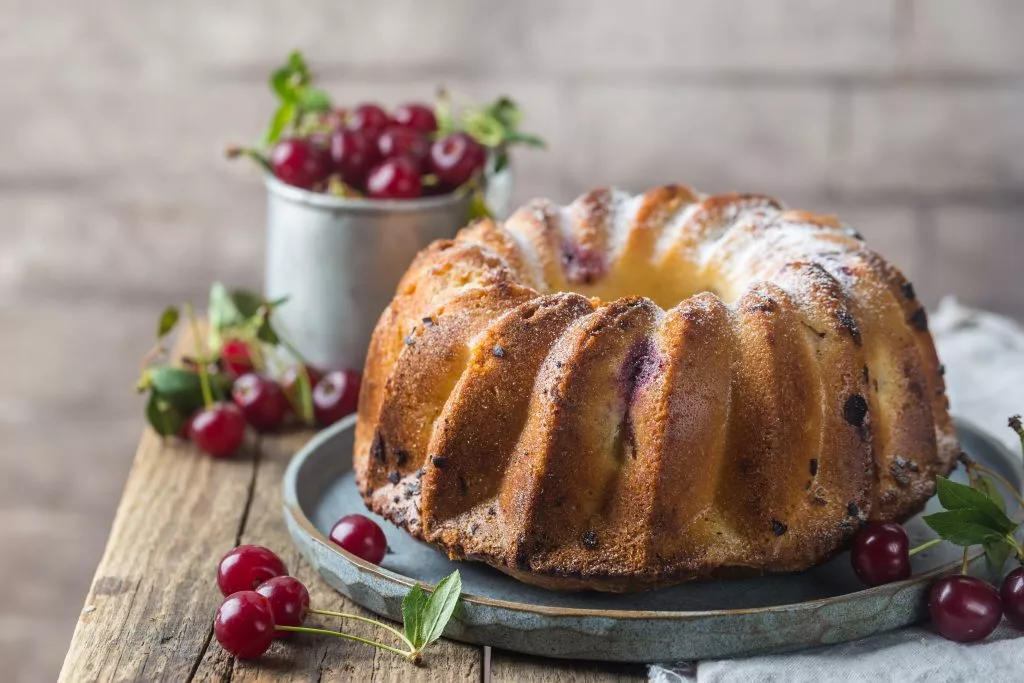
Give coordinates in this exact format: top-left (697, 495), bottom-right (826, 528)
top-left (504, 131), bottom-right (546, 148)
top-left (146, 366), bottom-right (232, 411)
top-left (298, 87), bottom-right (332, 113)
top-left (418, 570), bottom-right (462, 647)
top-left (263, 101), bottom-right (298, 146)
top-left (487, 96), bottom-right (522, 129)
top-left (157, 306), bottom-right (180, 340)
top-left (974, 475), bottom-right (1007, 514)
top-left (146, 392), bottom-right (184, 437)
top-left (229, 289), bottom-right (264, 319)
top-left (935, 476), bottom-right (1015, 533)
top-left (923, 509), bottom-right (1008, 547)
top-left (984, 536), bottom-right (1014, 574)
top-left (267, 295), bottom-right (291, 308)
top-left (209, 283), bottom-right (268, 343)
top-left (402, 584), bottom-right (429, 648)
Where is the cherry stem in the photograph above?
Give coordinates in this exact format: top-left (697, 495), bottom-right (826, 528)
top-left (224, 145), bottom-right (272, 174)
top-left (275, 331), bottom-right (315, 425)
top-left (909, 538), bottom-right (943, 557)
top-left (274, 625), bottom-right (412, 659)
top-left (967, 459), bottom-right (1024, 512)
top-left (184, 303), bottom-right (214, 409)
top-left (307, 609), bottom-right (412, 648)
top-left (961, 546), bottom-right (969, 575)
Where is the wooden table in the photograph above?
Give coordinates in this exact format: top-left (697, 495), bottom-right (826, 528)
top-left (59, 332), bottom-right (647, 682)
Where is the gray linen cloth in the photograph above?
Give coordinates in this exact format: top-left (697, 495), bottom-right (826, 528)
top-left (650, 299), bottom-right (1024, 683)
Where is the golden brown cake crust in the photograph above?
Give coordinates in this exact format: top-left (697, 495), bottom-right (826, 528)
top-left (354, 185), bottom-right (958, 592)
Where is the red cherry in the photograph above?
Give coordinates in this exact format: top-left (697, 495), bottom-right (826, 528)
top-left (214, 591), bottom-right (276, 659)
top-left (348, 103), bottom-right (391, 142)
top-left (1000, 566), bottom-right (1024, 630)
top-left (377, 125), bottom-right (429, 167)
top-left (329, 128), bottom-right (379, 187)
top-left (393, 103), bottom-right (437, 133)
top-left (217, 544), bottom-right (288, 596)
top-left (929, 574), bottom-right (1003, 642)
top-left (282, 364), bottom-right (325, 412)
top-left (221, 339), bottom-right (254, 378)
top-left (851, 522), bottom-right (912, 586)
top-left (428, 132), bottom-right (487, 188)
top-left (313, 370), bottom-right (362, 425)
top-left (329, 514), bottom-right (387, 564)
top-left (190, 402), bottom-right (247, 458)
top-left (270, 138), bottom-right (330, 190)
top-left (232, 373), bottom-right (290, 432)
top-left (256, 576), bottom-right (310, 637)
top-left (366, 157), bottom-right (422, 200)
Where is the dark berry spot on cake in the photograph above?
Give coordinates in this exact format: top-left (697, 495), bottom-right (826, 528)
top-left (836, 309), bottom-right (862, 346)
top-left (469, 523), bottom-right (479, 536)
top-left (843, 394), bottom-right (869, 427)
top-left (431, 455), bottom-right (448, 468)
top-left (620, 338), bottom-right (658, 406)
top-left (561, 242), bottom-right (606, 285)
top-left (809, 458), bottom-right (819, 476)
top-left (847, 502), bottom-right (859, 517)
top-left (901, 281), bottom-right (916, 300)
top-left (909, 307), bottom-right (928, 331)
top-left (416, 467), bottom-right (426, 478)
top-left (388, 470), bottom-right (400, 484)
top-left (492, 345), bottom-right (506, 358)
top-left (581, 530), bottom-right (599, 550)
top-left (938, 364), bottom-right (946, 376)
top-left (395, 449), bottom-right (409, 467)
top-left (771, 519), bottom-right (788, 536)
top-left (750, 297), bottom-right (777, 314)
top-left (404, 333), bottom-right (415, 346)
top-left (371, 431), bottom-right (386, 463)
top-left (422, 316), bottom-right (434, 327)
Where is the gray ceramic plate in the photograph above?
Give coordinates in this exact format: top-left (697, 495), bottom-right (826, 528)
top-left (282, 416), bottom-right (1022, 662)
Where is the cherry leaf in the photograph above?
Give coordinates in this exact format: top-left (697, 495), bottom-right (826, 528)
top-left (923, 509), bottom-right (1008, 547)
top-left (147, 366), bottom-right (232, 411)
top-left (417, 570), bottom-right (462, 648)
top-left (983, 536), bottom-right (1014, 574)
top-left (401, 584), bottom-right (428, 649)
top-left (157, 306), bottom-right (180, 340)
top-left (935, 476), bottom-right (1015, 533)
top-left (146, 392), bottom-right (184, 437)
top-left (974, 475), bottom-right (1007, 514)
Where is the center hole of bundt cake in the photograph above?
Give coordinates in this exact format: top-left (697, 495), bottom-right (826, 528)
top-left (553, 239), bottom-right (728, 308)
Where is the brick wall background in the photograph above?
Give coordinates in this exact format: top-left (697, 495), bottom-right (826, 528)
top-left (1, 1), bottom-right (1022, 679)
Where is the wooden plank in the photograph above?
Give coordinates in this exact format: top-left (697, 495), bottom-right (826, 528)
top-left (60, 327), bottom-right (483, 681)
top-left (58, 327), bottom-right (258, 681)
top-left (490, 651), bottom-right (647, 682)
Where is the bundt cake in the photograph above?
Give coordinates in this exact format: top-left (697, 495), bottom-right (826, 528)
top-left (353, 185), bottom-right (958, 592)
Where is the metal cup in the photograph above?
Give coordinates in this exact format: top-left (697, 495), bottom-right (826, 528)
top-left (264, 174), bottom-right (474, 372)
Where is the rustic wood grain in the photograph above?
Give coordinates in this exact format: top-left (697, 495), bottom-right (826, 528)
top-left (60, 330), bottom-right (484, 681)
top-left (490, 651), bottom-right (647, 682)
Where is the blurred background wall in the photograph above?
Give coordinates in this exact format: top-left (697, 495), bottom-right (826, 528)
top-left (1, 1), bottom-right (1022, 680)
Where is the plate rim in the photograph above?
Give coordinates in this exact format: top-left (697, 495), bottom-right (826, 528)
top-left (283, 414), bottom-right (1019, 620)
